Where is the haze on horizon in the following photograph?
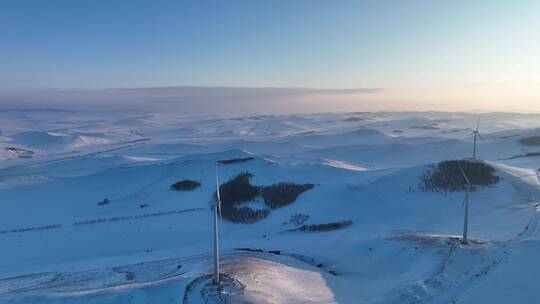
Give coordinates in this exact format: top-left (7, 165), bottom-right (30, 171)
top-left (1, 0), bottom-right (539, 113)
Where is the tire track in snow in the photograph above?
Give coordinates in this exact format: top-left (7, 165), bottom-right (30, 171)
top-left (402, 210), bottom-right (540, 303)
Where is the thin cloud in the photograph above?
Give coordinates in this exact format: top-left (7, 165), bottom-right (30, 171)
top-left (0, 86), bottom-right (384, 113)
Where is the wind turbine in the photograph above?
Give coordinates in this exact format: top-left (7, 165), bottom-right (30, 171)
top-left (471, 120), bottom-right (484, 159)
top-left (457, 163), bottom-right (471, 244)
top-left (213, 164), bottom-right (222, 285)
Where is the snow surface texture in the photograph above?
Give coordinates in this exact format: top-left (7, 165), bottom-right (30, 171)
top-left (1, 110), bottom-right (540, 303)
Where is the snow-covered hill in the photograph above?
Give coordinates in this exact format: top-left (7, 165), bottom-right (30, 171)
top-left (1, 111), bottom-right (540, 303)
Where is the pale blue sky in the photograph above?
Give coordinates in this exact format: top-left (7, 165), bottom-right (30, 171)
top-left (1, 1), bottom-right (539, 112)
top-left (1, 0), bottom-right (538, 89)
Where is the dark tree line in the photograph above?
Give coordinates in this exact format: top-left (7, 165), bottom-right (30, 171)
top-left (74, 208), bottom-right (203, 226)
top-left (288, 220), bottom-right (353, 232)
top-left (217, 157), bottom-right (254, 165)
top-left (519, 136), bottom-right (540, 146)
top-left (261, 183), bottom-right (314, 209)
top-left (0, 224), bottom-right (62, 235)
top-left (170, 180), bottom-right (201, 191)
top-left (419, 160), bottom-right (500, 192)
top-left (214, 172), bottom-right (269, 223)
top-left (216, 172), bottom-right (260, 205)
top-left (214, 172), bottom-right (314, 223)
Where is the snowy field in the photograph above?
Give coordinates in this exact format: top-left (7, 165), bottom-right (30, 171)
top-left (1, 110), bottom-right (540, 303)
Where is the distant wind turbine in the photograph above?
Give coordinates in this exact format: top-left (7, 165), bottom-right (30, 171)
top-left (457, 163), bottom-right (471, 244)
top-left (213, 164), bottom-right (222, 285)
top-left (471, 120), bottom-right (484, 160)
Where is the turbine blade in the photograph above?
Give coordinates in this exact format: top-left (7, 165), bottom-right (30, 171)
top-left (476, 119), bottom-right (480, 131)
top-left (215, 164), bottom-right (222, 220)
top-left (215, 167), bottom-right (220, 202)
top-left (477, 132), bottom-right (484, 141)
top-left (218, 195), bottom-right (222, 220)
top-left (457, 163), bottom-right (471, 185)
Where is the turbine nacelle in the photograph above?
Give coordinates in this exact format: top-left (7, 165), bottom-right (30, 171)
top-left (471, 119), bottom-right (484, 160)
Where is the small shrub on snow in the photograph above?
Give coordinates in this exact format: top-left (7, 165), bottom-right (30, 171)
top-left (98, 198), bottom-right (110, 206)
top-left (289, 213), bottom-right (310, 226)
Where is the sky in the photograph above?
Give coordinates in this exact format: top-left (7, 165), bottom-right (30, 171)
top-left (0, 0), bottom-right (539, 113)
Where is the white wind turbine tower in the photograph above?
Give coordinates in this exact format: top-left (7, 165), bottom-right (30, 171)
top-left (213, 164), bottom-right (222, 286)
top-left (457, 163), bottom-right (471, 244)
top-left (471, 120), bottom-right (484, 160)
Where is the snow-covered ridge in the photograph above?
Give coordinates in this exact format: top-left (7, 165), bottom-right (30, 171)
top-left (1, 111), bottom-right (540, 303)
